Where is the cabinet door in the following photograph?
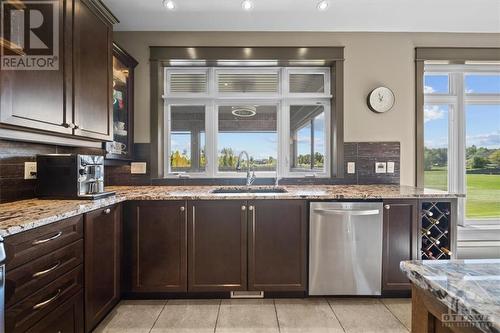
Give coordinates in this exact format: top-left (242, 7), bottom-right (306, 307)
top-left (382, 199), bottom-right (418, 293)
top-left (188, 201), bottom-right (247, 292)
top-left (0, 0), bottom-right (73, 134)
top-left (248, 200), bottom-right (307, 292)
top-left (124, 201), bottom-right (187, 293)
top-left (84, 204), bottom-right (121, 332)
top-left (73, 0), bottom-right (112, 140)
top-left (26, 290), bottom-right (84, 333)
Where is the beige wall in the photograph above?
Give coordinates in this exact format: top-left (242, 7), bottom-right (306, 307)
top-left (113, 32), bottom-right (500, 185)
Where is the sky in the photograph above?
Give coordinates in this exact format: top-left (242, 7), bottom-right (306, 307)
top-left (424, 74), bottom-right (500, 149)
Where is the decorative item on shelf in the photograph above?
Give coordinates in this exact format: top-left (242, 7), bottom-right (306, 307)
top-left (105, 42), bottom-right (138, 162)
top-left (420, 202), bottom-right (452, 260)
top-left (367, 86), bottom-right (395, 113)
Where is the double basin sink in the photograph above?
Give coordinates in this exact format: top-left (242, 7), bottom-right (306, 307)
top-left (210, 186), bottom-right (288, 194)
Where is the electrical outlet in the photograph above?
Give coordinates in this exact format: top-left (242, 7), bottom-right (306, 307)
top-left (387, 161), bottom-right (395, 173)
top-left (347, 162), bottom-right (356, 174)
top-left (130, 162), bottom-right (147, 174)
top-left (375, 162), bottom-right (387, 174)
top-left (24, 162), bottom-right (37, 179)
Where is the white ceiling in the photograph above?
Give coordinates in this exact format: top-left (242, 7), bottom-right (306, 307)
top-left (104, 0), bottom-right (500, 33)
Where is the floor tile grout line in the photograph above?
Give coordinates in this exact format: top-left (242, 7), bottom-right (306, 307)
top-left (326, 298), bottom-right (347, 333)
top-left (379, 299), bottom-right (411, 332)
top-left (148, 299), bottom-right (168, 333)
top-left (213, 298), bottom-right (222, 333)
top-left (273, 299), bottom-right (281, 333)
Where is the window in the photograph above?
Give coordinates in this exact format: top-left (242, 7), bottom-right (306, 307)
top-left (163, 67), bottom-right (331, 178)
top-left (423, 64), bottom-right (500, 224)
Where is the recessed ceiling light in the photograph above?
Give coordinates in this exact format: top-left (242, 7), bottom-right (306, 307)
top-left (241, 0), bottom-right (254, 11)
top-left (317, 0), bottom-right (329, 11)
top-left (163, 0), bottom-right (176, 10)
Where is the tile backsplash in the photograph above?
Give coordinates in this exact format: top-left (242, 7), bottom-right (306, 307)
top-left (0, 139), bottom-right (400, 203)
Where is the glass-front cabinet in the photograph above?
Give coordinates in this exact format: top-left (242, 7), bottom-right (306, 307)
top-left (105, 43), bottom-right (138, 161)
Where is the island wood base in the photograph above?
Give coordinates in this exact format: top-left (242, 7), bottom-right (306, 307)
top-left (412, 285), bottom-right (483, 333)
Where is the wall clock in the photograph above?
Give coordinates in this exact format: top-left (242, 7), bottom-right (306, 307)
top-left (367, 87), bottom-right (395, 113)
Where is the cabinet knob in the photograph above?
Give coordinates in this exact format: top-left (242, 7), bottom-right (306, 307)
top-left (241, 205), bottom-right (246, 211)
top-left (249, 206), bottom-right (254, 211)
top-left (104, 208), bottom-right (111, 214)
top-left (180, 206), bottom-right (185, 212)
top-left (384, 205), bottom-right (390, 210)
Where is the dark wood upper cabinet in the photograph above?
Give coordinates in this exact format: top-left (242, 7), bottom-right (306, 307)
top-left (105, 43), bottom-right (138, 161)
top-left (0, 0), bottom-right (117, 142)
top-left (247, 200), bottom-right (307, 292)
top-left (84, 204), bottom-right (121, 332)
top-left (382, 199), bottom-right (418, 294)
top-left (188, 200), bottom-right (247, 292)
top-left (73, 0), bottom-right (113, 141)
top-left (124, 201), bottom-right (187, 293)
top-left (0, 0), bottom-right (73, 135)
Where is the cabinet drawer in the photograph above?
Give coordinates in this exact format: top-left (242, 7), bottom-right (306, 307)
top-left (26, 290), bottom-right (84, 333)
top-left (6, 240), bottom-right (83, 308)
top-left (5, 265), bottom-right (83, 333)
top-left (5, 215), bottom-right (83, 270)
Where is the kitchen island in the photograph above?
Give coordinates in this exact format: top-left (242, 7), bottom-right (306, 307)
top-left (401, 259), bottom-right (500, 333)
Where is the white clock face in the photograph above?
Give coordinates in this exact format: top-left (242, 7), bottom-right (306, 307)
top-left (368, 87), bottom-right (395, 113)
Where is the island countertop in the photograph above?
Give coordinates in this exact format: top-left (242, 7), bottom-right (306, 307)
top-left (0, 184), bottom-right (462, 237)
top-left (401, 259), bottom-right (500, 333)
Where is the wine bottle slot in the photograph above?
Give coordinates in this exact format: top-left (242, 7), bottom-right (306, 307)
top-left (440, 247), bottom-right (452, 255)
top-left (421, 228), bottom-right (431, 235)
top-left (429, 236), bottom-right (440, 245)
top-left (421, 209), bottom-right (433, 217)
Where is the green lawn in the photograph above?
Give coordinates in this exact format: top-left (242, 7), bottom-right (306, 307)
top-left (424, 169), bottom-right (500, 219)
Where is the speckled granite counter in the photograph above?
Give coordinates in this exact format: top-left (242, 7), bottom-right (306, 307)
top-left (401, 259), bottom-right (500, 333)
top-left (0, 184), bottom-right (461, 237)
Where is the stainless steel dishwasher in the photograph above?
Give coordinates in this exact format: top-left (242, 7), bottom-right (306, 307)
top-left (309, 202), bottom-right (383, 296)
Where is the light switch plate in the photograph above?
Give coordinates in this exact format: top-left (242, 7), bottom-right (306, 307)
top-left (387, 161), bottom-right (395, 173)
top-left (375, 162), bottom-right (387, 174)
top-left (347, 162), bottom-right (355, 174)
top-left (130, 162), bottom-right (147, 174)
top-left (24, 162), bottom-right (37, 179)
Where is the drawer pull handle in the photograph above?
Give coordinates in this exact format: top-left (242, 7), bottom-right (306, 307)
top-left (32, 261), bottom-right (61, 278)
top-left (104, 208), bottom-right (111, 214)
top-left (32, 289), bottom-right (61, 310)
top-left (32, 231), bottom-right (63, 245)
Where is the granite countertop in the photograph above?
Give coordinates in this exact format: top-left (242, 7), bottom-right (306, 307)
top-left (401, 259), bottom-right (500, 333)
top-left (0, 184), bottom-right (462, 237)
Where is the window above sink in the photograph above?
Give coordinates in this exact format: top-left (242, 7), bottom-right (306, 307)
top-left (162, 67), bottom-right (332, 179)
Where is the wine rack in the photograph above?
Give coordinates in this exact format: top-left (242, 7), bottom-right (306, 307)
top-left (420, 202), bottom-right (452, 260)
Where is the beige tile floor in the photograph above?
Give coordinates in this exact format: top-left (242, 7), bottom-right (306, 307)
top-left (94, 298), bottom-right (411, 333)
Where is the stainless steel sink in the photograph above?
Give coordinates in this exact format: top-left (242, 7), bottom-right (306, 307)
top-left (210, 187), bottom-right (288, 194)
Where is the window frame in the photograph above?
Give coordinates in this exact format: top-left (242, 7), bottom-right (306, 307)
top-left (164, 68), bottom-right (210, 98)
top-left (162, 67), bottom-right (332, 179)
top-left (163, 100), bottom-right (213, 178)
top-left (283, 99), bottom-right (331, 178)
top-left (284, 68), bottom-right (332, 98)
top-left (423, 64), bottom-right (500, 225)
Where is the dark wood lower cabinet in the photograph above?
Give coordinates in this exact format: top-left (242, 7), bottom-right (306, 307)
top-left (26, 290), bottom-right (84, 333)
top-left (124, 201), bottom-right (187, 293)
top-left (382, 199), bottom-right (418, 294)
top-left (248, 200), bottom-right (307, 292)
top-left (188, 200), bottom-right (247, 292)
top-left (84, 204), bottom-right (121, 332)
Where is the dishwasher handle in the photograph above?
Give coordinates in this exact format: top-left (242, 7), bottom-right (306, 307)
top-left (313, 208), bottom-right (380, 216)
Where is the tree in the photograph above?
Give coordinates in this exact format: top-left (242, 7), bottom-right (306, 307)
top-left (488, 150), bottom-right (500, 167)
top-left (471, 156), bottom-right (488, 169)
